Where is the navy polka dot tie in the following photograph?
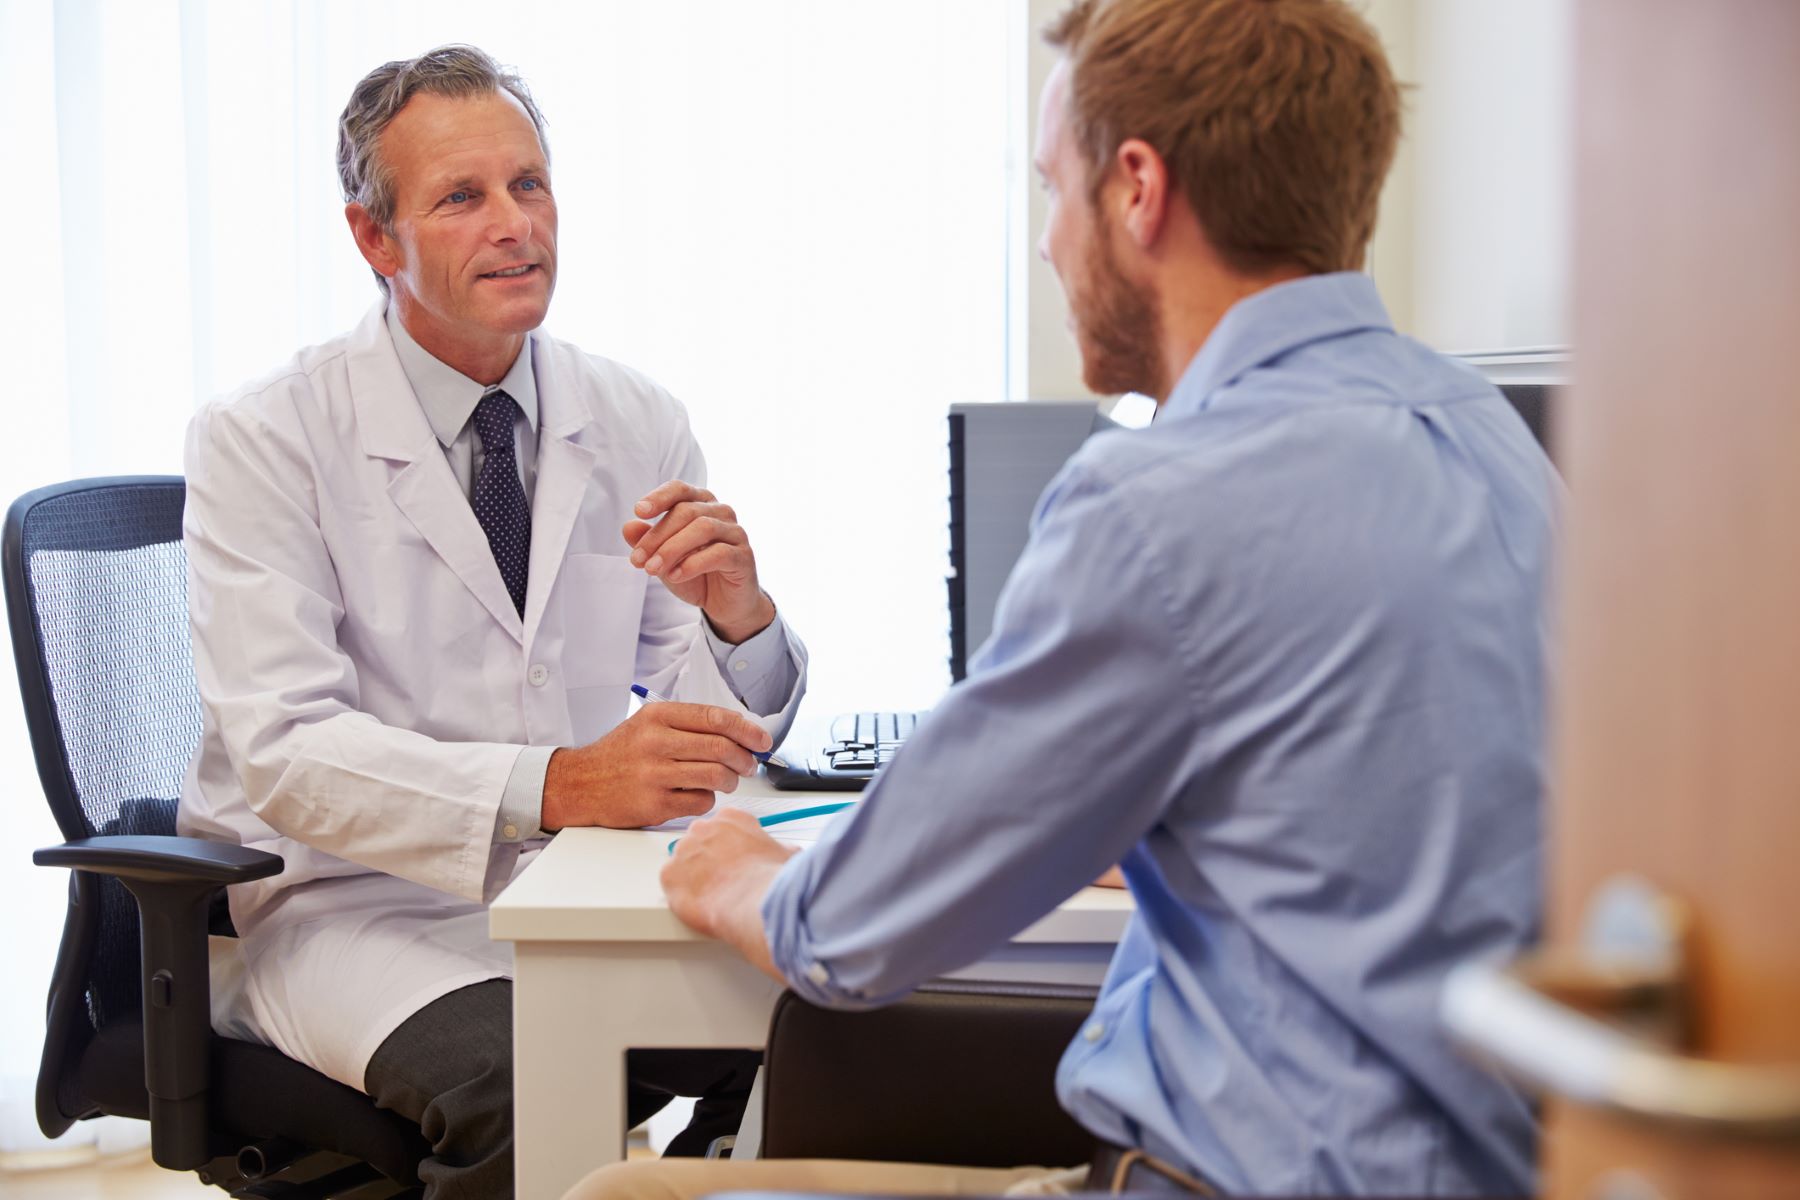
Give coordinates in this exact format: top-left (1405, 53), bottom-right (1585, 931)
top-left (471, 389), bottom-right (531, 617)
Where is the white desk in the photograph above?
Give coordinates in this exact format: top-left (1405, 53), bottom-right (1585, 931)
top-left (489, 778), bottom-right (1133, 1199)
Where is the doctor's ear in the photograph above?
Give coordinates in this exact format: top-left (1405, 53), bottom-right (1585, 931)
top-left (345, 203), bottom-right (400, 282)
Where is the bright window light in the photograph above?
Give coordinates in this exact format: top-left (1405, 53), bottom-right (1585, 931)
top-left (0, 0), bottom-right (1009, 1150)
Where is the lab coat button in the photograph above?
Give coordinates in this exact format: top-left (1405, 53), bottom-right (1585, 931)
top-left (527, 664), bottom-right (549, 687)
top-left (806, 963), bottom-right (830, 985)
top-left (1084, 1022), bottom-right (1105, 1043)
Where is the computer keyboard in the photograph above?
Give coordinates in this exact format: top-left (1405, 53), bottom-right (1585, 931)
top-left (763, 711), bottom-right (924, 791)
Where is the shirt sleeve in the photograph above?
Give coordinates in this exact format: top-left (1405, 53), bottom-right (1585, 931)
top-left (495, 745), bottom-right (553, 843)
top-left (702, 611), bottom-right (801, 716)
top-left (761, 455), bottom-right (1210, 1008)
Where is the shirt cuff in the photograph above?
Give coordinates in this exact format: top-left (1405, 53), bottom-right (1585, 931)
top-left (760, 845), bottom-right (870, 1009)
top-left (495, 745), bottom-right (553, 843)
top-left (704, 610), bottom-right (799, 715)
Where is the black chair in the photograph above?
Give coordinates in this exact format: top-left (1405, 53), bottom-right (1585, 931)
top-left (759, 981), bottom-right (1099, 1169)
top-left (5, 477), bottom-right (430, 1198)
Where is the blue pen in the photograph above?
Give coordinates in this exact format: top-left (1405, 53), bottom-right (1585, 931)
top-left (630, 683), bottom-right (773, 762)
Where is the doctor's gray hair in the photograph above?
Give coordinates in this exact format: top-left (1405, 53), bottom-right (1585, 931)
top-left (337, 44), bottom-right (550, 286)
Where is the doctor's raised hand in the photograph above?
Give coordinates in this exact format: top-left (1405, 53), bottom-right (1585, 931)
top-left (621, 479), bottom-right (778, 644)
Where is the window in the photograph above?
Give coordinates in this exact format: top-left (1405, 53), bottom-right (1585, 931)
top-left (0, 0), bottom-right (1008, 1153)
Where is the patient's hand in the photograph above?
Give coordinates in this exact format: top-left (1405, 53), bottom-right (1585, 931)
top-left (541, 702), bottom-right (773, 831)
top-left (662, 808), bottom-right (797, 980)
top-left (1093, 866), bottom-right (1127, 889)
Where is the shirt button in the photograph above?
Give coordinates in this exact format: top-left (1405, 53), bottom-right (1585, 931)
top-left (1084, 1022), bottom-right (1105, 1043)
top-left (732, 659), bottom-right (748, 673)
top-left (527, 664), bottom-right (549, 687)
top-left (806, 963), bottom-right (830, 985)
top-left (502, 823), bottom-right (519, 840)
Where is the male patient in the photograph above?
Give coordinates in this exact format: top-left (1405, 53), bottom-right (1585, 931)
top-left (576, 1), bottom-right (1553, 1196)
top-left (177, 46), bottom-right (806, 1198)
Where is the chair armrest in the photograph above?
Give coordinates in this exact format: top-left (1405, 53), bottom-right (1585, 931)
top-left (33, 834), bottom-right (282, 1170)
top-left (34, 834), bottom-right (282, 885)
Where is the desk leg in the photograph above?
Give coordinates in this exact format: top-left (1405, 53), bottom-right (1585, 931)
top-left (512, 941), bottom-right (781, 1199)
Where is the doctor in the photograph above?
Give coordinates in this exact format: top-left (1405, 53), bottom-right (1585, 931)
top-left (177, 45), bottom-right (805, 1199)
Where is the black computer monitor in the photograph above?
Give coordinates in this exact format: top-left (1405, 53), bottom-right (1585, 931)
top-left (947, 383), bottom-right (1558, 682)
top-left (1498, 383), bottom-right (1558, 460)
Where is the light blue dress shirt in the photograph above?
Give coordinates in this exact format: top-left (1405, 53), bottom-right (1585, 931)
top-left (761, 273), bottom-right (1553, 1196)
top-left (383, 306), bottom-right (799, 843)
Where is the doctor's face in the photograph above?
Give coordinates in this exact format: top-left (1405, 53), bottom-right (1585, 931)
top-left (370, 90), bottom-right (558, 370)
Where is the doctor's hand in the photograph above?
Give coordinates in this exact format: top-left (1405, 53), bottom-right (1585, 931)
top-left (661, 807), bottom-right (796, 981)
top-left (541, 702), bottom-right (773, 831)
top-left (623, 480), bottom-right (777, 644)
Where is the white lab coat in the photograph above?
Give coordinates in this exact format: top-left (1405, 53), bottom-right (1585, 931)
top-left (177, 302), bottom-right (806, 1090)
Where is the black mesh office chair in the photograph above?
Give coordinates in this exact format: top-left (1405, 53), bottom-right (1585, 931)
top-left (5, 477), bottom-right (430, 1198)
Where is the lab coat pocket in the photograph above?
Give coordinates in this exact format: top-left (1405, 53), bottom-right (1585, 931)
top-left (557, 554), bottom-right (649, 690)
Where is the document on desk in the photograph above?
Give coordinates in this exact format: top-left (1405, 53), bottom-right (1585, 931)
top-left (646, 792), bottom-right (857, 847)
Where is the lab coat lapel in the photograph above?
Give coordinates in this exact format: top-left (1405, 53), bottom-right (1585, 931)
top-left (347, 303), bottom-right (527, 644)
top-left (522, 338), bottom-right (600, 647)
top-left (388, 460), bottom-right (528, 643)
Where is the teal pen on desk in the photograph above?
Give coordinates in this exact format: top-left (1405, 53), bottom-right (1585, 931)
top-left (667, 801), bottom-right (858, 855)
top-left (630, 682), bottom-right (774, 762)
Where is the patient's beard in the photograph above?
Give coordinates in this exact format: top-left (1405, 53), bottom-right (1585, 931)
top-left (1072, 220), bottom-right (1164, 400)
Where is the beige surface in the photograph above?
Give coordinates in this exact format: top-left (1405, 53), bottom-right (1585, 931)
top-left (0, 1137), bottom-right (662, 1197)
top-left (1547, 1), bottom-right (1800, 1196)
top-left (564, 1157), bottom-right (1080, 1200)
top-left (0, 1153), bottom-right (212, 1198)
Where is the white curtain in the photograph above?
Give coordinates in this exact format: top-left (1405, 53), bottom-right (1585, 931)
top-left (0, 0), bottom-right (1010, 1156)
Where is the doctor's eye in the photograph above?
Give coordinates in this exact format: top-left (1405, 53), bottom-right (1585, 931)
top-left (446, 190), bottom-right (472, 205)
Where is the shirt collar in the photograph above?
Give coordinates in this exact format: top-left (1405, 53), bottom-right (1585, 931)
top-left (1163, 271), bottom-right (1395, 420)
top-left (384, 302), bottom-right (540, 447)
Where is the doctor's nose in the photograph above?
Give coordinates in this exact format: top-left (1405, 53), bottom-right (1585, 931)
top-left (488, 193), bottom-right (532, 244)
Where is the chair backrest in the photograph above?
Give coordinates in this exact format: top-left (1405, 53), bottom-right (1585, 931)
top-left (3, 476), bottom-right (199, 1119)
top-left (5, 477), bottom-right (199, 842)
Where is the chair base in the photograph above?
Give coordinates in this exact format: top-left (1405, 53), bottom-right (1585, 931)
top-left (198, 1148), bottom-right (420, 1198)
top-left (72, 1022), bottom-right (430, 1187)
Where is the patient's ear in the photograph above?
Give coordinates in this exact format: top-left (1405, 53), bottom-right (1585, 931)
top-left (1113, 137), bottom-right (1172, 250)
top-left (345, 203), bottom-right (399, 282)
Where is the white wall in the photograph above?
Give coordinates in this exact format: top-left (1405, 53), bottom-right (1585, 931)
top-left (1362, 0), bottom-right (1417, 334)
top-left (1388, 0), bottom-right (1573, 352)
top-left (1010, 0), bottom-right (1098, 403)
top-left (1014, 0), bottom-right (1575, 379)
